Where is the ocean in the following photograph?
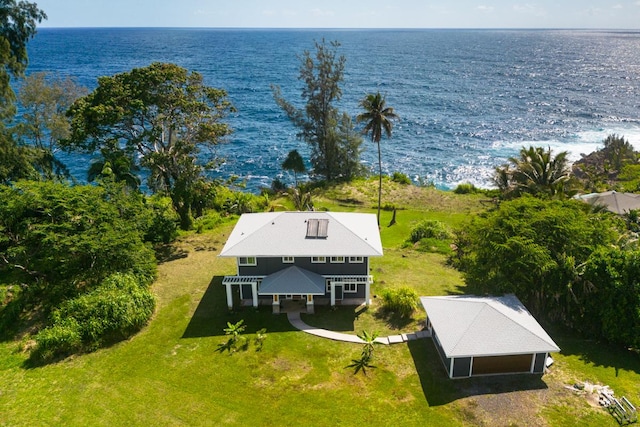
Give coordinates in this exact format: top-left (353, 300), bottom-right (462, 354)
top-left (26, 28), bottom-right (640, 191)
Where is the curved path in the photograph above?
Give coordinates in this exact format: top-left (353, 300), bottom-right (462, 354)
top-left (286, 312), bottom-right (430, 345)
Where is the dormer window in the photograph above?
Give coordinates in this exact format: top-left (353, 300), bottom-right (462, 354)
top-left (282, 256), bottom-right (295, 263)
top-left (311, 256), bottom-right (326, 263)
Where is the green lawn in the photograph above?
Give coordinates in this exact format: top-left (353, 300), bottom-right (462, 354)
top-left (1, 183), bottom-right (639, 426)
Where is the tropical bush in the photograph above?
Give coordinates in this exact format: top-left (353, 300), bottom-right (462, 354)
top-left (453, 182), bottom-right (478, 194)
top-left (409, 220), bottom-right (452, 243)
top-left (391, 172), bottom-right (411, 185)
top-left (379, 287), bottom-right (419, 317)
top-left (33, 273), bottom-right (155, 361)
top-left (453, 196), bottom-right (623, 324)
top-left (580, 247), bottom-right (640, 349)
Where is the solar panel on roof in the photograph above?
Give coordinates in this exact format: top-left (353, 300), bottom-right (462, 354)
top-left (306, 219), bottom-right (319, 237)
top-left (306, 218), bottom-right (329, 238)
top-left (317, 219), bottom-right (328, 238)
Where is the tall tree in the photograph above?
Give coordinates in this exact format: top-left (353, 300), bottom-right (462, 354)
top-left (357, 92), bottom-right (398, 224)
top-left (494, 145), bottom-right (576, 199)
top-left (15, 72), bottom-right (87, 179)
top-left (0, 0), bottom-right (46, 119)
top-left (64, 62), bottom-right (235, 230)
top-left (281, 149), bottom-right (305, 187)
top-left (272, 39), bottom-right (362, 182)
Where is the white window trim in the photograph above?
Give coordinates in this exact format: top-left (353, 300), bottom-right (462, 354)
top-left (330, 256), bottom-right (345, 263)
top-left (311, 256), bottom-right (326, 263)
top-left (344, 282), bottom-right (358, 293)
top-left (282, 256), bottom-right (295, 264)
top-left (238, 256), bottom-right (257, 266)
top-left (349, 256), bottom-right (364, 263)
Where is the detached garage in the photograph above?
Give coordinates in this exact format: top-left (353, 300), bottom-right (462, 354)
top-left (420, 294), bottom-right (560, 379)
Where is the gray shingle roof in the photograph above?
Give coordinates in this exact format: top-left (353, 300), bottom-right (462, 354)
top-left (420, 294), bottom-right (560, 358)
top-left (219, 211), bottom-right (383, 257)
top-left (258, 266), bottom-right (326, 295)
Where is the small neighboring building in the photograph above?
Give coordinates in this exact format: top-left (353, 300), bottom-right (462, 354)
top-left (420, 294), bottom-right (560, 378)
top-left (219, 211), bottom-right (383, 313)
top-left (575, 191), bottom-right (640, 215)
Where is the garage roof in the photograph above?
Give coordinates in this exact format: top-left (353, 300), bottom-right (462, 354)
top-left (420, 294), bottom-right (560, 358)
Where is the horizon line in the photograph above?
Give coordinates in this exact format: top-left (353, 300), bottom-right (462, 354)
top-left (36, 26), bottom-right (640, 31)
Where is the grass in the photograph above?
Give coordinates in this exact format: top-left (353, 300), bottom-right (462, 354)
top-left (1, 180), bottom-right (639, 426)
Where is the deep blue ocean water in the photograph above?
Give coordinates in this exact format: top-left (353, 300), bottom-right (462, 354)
top-left (26, 28), bottom-right (640, 191)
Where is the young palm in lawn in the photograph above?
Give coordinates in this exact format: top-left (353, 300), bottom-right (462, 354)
top-left (357, 92), bottom-right (398, 224)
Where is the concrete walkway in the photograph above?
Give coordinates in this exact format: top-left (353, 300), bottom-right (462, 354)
top-left (286, 312), bottom-right (430, 345)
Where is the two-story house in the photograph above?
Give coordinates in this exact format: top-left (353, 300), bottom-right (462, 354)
top-left (219, 211), bottom-right (383, 313)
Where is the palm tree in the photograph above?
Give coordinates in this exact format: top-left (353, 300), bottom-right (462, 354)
top-left (282, 149), bottom-right (306, 188)
top-left (494, 146), bottom-right (576, 199)
top-left (357, 92), bottom-right (398, 225)
top-left (88, 147), bottom-right (141, 190)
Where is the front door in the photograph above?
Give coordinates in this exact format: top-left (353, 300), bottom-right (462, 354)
top-left (334, 284), bottom-right (344, 301)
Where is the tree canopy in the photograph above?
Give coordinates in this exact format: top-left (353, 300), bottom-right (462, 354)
top-left (272, 39), bottom-right (363, 182)
top-left (14, 72), bottom-right (87, 179)
top-left (0, 0), bottom-right (46, 118)
top-left (64, 62), bottom-right (235, 229)
top-left (494, 145), bottom-right (577, 199)
top-left (453, 196), bottom-right (622, 322)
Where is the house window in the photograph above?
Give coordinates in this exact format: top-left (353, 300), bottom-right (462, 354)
top-left (344, 283), bottom-right (357, 293)
top-left (311, 256), bottom-right (326, 263)
top-left (330, 256), bottom-right (345, 263)
top-left (349, 256), bottom-right (364, 263)
top-left (326, 280), bottom-right (332, 292)
top-left (238, 256), bottom-right (256, 266)
top-left (282, 256), bottom-right (295, 263)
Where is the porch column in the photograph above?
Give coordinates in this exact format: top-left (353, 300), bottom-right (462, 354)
top-left (365, 277), bottom-right (371, 306)
top-left (251, 282), bottom-right (258, 308)
top-left (330, 281), bottom-right (336, 306)
top-left (272, 295), bottom-right (280, 314)
top-left (225, 283), bottom-right (233, 310)
top-left (306, 294), bottom-right (315, 314)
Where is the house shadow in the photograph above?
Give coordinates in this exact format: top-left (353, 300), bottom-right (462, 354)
top-left (407, 338), bottom-right (548, 406)
top-left (299, 304), bottom-right (362, 332)
top-left (181, 276), bottom-right (296, 339)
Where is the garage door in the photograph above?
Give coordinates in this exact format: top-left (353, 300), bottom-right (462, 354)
top-left (471, 354), bottom-right (532, 375)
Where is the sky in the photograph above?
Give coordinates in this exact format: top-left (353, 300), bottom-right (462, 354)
top-left (34, 0), bottom-right (640, 29)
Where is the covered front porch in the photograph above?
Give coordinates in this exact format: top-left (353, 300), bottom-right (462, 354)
top-left (222, 266), bottom-right (372, 313)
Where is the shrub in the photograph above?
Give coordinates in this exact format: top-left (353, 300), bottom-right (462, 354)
top-left (194, 211), bottom-right (223, 233)
top-left (409, 220), bottom-right (452, 243)
top-left (33, 318), bottom-right (82, 361)
top-left (391, 172), bottom-right (411, 185)
top-left (33, 273), bottom-right (155, 360)
top-left (379, 287), bottom-right (419, 317)
top-left (144, 196), bottom-right (178, 244)
top-left (453, 182), bottom-right (478, 194)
